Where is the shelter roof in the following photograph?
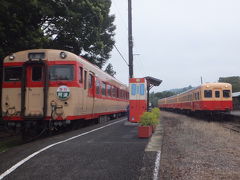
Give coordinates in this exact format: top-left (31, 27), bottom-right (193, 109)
top-left (144, 76), bottom-right (162, 87)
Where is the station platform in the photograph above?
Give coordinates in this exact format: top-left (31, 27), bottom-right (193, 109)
top-left (0, 117), bottom-right (163, 180)
top-left (230, 110), bottom-right (240, 117)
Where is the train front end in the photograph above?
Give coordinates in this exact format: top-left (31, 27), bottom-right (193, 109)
top-left (200, 83), bottom-right (233, 112)
top-left (1, 49), bottom-right (79, 129)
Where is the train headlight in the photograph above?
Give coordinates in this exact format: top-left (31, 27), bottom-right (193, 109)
top-left (60, 52), bottom-right (67, 59)
top-left (9, 54), bottom-right (15, 61)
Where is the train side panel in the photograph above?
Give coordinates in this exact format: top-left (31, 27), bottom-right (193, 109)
top-left (158, 83), bottom-right (232, 113)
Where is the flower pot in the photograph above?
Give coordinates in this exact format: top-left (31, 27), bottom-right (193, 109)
top-left (138, 126), bottom-right (152, 138)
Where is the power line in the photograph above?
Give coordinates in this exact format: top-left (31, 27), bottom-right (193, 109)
top-left (113, 44), bottom-right (129, 66)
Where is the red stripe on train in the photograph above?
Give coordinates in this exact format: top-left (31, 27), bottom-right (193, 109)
top-left (159, 100), bottom-right (232, 111)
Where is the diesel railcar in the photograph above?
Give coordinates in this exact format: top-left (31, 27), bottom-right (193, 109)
top-left (2, 49), bottom-right (129, 129)
top-left (158, 83), bottom-right (232, 113)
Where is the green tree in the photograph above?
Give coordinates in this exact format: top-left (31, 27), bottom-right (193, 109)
top-left (149, 91), bottom-right (176, 107)
top-left (104, 63), bottom-right (116, 77)
top-left (219, 76), bottom-right (240, 92)
top-left (42, 0), bottom-right (116, 68)
top-left (0, 0), bottom-right (48, 59)
top-left (0, 0), bottom-right (116, 68)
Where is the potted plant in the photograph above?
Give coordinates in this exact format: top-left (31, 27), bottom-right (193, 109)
top-left (138, 112), bottom-right (154, 138)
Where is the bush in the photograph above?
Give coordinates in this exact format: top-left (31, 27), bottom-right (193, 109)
top-left (151, 108), bottom-right (160, 119)
top-left (139, 112), bottom-right (154, 126)
top-left (139, 109), bottom-right (160, 126)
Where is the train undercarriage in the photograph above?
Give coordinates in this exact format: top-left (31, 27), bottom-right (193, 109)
top-left (4, 112), bottom-right (127, 141)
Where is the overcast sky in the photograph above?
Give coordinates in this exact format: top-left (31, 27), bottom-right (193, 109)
top-left (109, 0), bottom-right (240, 92)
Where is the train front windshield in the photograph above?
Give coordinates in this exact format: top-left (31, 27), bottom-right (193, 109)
top-left (4, 67), bottom-right (22, 81)
top-left (49, 65), bottom-right (74, 81)
top-left (223, 90), bottom-right (231, 98)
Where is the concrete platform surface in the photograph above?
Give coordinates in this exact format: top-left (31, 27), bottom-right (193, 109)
top-left (0, 118), bottom-right (160, 180)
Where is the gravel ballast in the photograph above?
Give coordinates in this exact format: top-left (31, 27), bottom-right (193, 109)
top-left (160, 111), bottom-right (240, 180)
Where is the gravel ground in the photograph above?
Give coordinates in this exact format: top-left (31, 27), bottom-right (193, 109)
top-left (160, 111), bottom-right (240, 180)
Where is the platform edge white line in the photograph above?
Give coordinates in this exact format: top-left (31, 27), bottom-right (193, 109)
top-left (153, 151), bottom-right (161, 180)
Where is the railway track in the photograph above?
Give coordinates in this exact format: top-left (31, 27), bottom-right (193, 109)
top-left (222, 123), bottom-right (240, 133)
top-left (219, 114), bottom-right (240, 133)
top-left (167, 110), bottom-right (240, 134)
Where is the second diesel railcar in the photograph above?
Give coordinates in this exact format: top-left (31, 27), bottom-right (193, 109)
top-left (2, 49), bottom-right (129, 129)
top-left (158, 83), bottom-right (232, 113)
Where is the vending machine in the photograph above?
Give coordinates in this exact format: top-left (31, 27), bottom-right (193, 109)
top-left (129, 78), bottom-right (147, 123)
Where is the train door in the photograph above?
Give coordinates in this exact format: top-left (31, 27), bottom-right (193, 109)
top-left (82, 70), bottom-right (88, 112)
top-left (22, 63), bottom-right (46, 118)
top-left (88, 72), bottom-right (95, 116)
top-left (214, 89), bottom-right (221, 109)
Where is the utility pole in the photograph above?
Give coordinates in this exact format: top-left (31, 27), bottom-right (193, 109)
top-left (128, 0), bottom-right (133, 78)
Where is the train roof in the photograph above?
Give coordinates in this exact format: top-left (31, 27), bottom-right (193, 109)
top-left (4, 49), bottom-right (128, 90)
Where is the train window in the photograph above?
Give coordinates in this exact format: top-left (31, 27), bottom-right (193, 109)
top-left (112, 86), bottom-right (116, 97)
top-left (79, 67), bottom-right (83, 83)
top-left (223, 90), bottom-right (230, 98)
top-left (49, 65), bottom-right (74, 81)
top-left (88, 74), bottom-right (93, 88)
top-left (131, 84), bottom-right (136, 95)
top-left (4, 67), bottom-right (22, 81)
top-left (102, 82), bottom-right (106, 96)
top-left (115, 87), bottom-right (118, 98)
top-left (84, 70), bottom-right (87, 89)
top-left (107, 85), bottom-right (111, 96)
top-left (140, 84), bottom-right (145, 95)
top-left (215, 91), bottom-right (220, 98)
top-left (96, 80), bottom-right (100, 94)
top-left (117, 88), bottom-right (119, 98)
top-left (204, 90), bottom-right (212, 98)
top-left (32, 66), bottom-right (42, 81)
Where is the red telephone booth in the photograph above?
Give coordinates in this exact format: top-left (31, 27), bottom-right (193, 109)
top-left (129, 78), bottom-right (147, 123)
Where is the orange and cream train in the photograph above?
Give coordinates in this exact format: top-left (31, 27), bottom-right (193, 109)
top-left (2, 49), bottom-right (129, 129)
top-left (158, 83), bottom-right (232, 113)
